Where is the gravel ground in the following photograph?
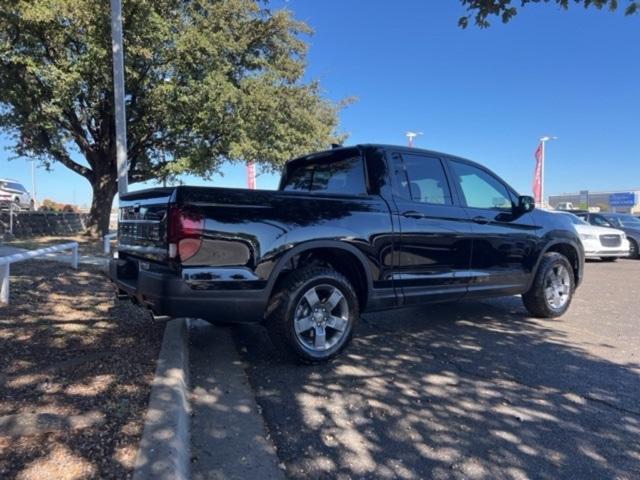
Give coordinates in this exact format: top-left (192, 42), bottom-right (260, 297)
top-left (0, 260), bottom-right (164, 480)
top-left (231, 259), bottom-right (640, 480)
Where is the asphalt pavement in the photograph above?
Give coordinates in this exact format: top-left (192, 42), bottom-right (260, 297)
top-left (225, 259), bottom-right (640, 479)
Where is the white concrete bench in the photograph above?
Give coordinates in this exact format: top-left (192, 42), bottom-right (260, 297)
top-left (0, 242), bottom-right (78, 304)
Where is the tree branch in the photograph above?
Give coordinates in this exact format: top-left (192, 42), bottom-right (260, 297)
top-left (53, 148), bottom-right (93, 180)
top-left (38, 128), bottom-right (93, 180)
top-left (62, 108), bottom-right (94, 161)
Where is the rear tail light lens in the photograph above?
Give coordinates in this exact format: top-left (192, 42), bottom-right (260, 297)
top-left (167, 205), bottom-right (204, 262)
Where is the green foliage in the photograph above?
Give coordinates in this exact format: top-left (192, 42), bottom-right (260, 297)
top-left (458, 0), bottom-right (638, 28)
top-left (0, 0), bottom-right (346, 185)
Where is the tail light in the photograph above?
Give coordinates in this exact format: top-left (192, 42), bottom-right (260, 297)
top-left (167, 205), bottom-right (204, 262)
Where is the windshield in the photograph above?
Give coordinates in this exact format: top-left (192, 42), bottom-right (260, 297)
top-left (604, 214), bottom-right (640, 228)
top-left (0, 181), bottom-right (24, 191)
top-left (563, 213), bottom-right (588, 225)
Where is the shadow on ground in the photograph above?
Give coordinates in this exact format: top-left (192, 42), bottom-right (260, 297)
top-left (0, 260), bottom-right (164, 479)
top-left (233, 294), bottom-right (640, 480)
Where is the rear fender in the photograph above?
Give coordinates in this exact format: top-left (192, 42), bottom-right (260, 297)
top-left (265, 240), bottom-right (374, 306)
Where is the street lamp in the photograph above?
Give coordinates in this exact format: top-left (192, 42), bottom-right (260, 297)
top-left (538, 135), bottom-right (557, 208)
top-left (405, 131), bottom-right (423, 147)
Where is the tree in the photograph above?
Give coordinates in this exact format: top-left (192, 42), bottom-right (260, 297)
top-left (0, 0), bottom-right (345, 236)
top-left (458, 0), bottom-right (638, 28)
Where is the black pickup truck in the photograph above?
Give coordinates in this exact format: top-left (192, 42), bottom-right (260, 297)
top-left (110, 144), bottom-right (584, 362)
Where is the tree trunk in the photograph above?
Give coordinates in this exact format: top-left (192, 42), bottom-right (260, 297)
top-left (84, 173), bottom-right (118, 238)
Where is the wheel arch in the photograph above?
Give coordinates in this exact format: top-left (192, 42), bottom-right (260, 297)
top-left (530, 240), bottom-right (582, 290)
top-left (265, 240), bottom-right (373, 310)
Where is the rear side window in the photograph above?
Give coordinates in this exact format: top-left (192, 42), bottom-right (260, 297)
top-left (392, 154), bottom-right (452, 205)
top-left (450, 161), bottom-right (512, 210)
top-left (282, 150), bottom-right (366, 195)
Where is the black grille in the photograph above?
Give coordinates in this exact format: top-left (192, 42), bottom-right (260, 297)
top-left (600, 234), bottom-right (621, 247)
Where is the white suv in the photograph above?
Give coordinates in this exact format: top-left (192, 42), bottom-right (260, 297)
top-left (0, 179), bottom-right (33, 210)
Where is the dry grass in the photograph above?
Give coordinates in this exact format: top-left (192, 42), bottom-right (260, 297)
top-left (0, 260), bottom-right (164, 479)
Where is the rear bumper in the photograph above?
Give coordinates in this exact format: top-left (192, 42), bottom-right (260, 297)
top-left (109, 258), bottom-right (268, 323)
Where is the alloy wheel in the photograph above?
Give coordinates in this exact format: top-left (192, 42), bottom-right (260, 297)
top-left (293, 283), bottom-right (350, 352)
top-left (544, 264), bottom-right (571, 310)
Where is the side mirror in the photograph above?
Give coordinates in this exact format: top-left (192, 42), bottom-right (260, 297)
top-left (517, 195), bottom-right (535, 213)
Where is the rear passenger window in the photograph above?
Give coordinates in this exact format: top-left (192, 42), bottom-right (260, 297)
top-left (392, 154), bottom-right (452, 205)
top-left (282, 150), bottom-right (366, 195)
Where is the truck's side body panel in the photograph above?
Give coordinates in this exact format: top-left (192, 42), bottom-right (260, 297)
top-left (173, 187), bottom-right (395, 293)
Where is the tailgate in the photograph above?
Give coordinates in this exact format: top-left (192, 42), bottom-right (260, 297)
top-left (118, 188), bottom-right (174, 262)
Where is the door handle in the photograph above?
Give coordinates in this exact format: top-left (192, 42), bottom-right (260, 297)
top-left (402, 210), bottom-right (424, 219)
top-left (472, 216), bottom-right (489, 225)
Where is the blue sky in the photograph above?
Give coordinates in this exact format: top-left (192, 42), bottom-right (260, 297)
top-left (1, 0), bottom-right (638, 207)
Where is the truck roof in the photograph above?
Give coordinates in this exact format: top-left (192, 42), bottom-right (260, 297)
top-left (289, 144), bottom-right (476, 165)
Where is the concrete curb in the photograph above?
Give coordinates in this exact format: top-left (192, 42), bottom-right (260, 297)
top-left (133, 318), bottom-right (190, 480)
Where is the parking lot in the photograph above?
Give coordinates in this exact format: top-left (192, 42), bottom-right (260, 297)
top-left (227, 260), bottom-right (640, 479)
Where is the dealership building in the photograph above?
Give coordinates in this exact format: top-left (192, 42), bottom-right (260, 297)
top-left (548, 189), bottom-right (640, 214)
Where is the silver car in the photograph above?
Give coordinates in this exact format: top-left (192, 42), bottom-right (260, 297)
top-left (0, 179), bottom-right (33, 210)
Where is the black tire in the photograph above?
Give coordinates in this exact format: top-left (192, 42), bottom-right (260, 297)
top-left (600, 257), bottom-right (617, 262)
top-left (629, 239), bottom-right (639, 259)
top-left (522, 252), bottom-right (575, 318)
top-left (265, 265), bottom-right (359, 363)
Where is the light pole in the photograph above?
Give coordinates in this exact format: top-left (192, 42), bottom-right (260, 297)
top-left (538, 135), bottom-right (557, 208)
top-left (110, 0), bottom-right (128, 197)
top-left (405, 131), bottom-right (423, 147)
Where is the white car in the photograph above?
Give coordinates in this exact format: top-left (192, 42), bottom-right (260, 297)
top-left (0, 179), bottom-right (33, 210)
top-left (556, 202), bottom-right (575, 211)
top-left (560, 212), bottom-right (630, 261)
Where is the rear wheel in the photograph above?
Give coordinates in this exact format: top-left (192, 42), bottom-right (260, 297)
top-left (266, 265), bottom-right (358, 363)
top-left (522, 252), bottom-right (575, 318)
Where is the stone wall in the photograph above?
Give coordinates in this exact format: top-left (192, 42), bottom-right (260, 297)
top-left (0, 212), bottom-right (88, 238)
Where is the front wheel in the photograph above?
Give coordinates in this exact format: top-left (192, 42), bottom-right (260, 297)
top-left (522, 252), bottom-right (575, 318)
top-left (629, 239), bottom-right (639, 259)
top-left (265, 265), bottom-right (359, 363)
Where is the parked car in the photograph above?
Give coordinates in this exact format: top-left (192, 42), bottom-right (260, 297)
top-left (555, 202), bottom-right (576, 211)
top-left (110, 144), bottom-right (584, 362)
top-left (558, 212), bottom-right (629, 261)
top-left (575, 212), bottom-right (640, 259)
top-left (0, 179), bottom-right (33, 210)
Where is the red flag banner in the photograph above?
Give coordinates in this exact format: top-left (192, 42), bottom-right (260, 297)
top-left (532, 143), bottom-right (543, 203)
top-left (247, 162), bottom-right (256, 190)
